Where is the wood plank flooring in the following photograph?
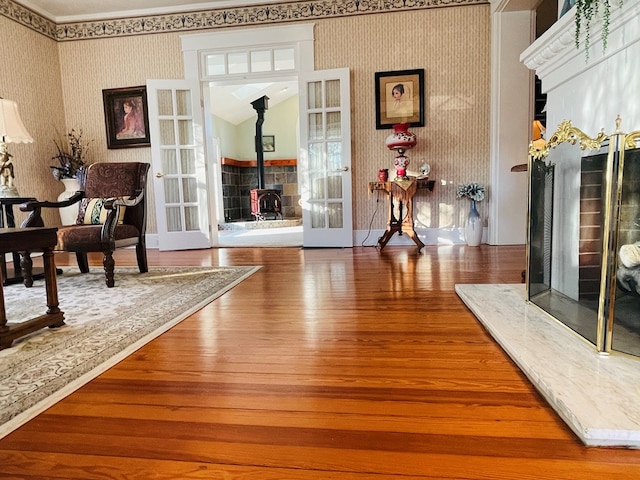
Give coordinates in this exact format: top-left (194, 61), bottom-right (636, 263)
top-left (1, 245), bottom-right (640, 479)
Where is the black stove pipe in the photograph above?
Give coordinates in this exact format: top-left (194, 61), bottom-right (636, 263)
top-left (250, 95), bottom-right (269, 190)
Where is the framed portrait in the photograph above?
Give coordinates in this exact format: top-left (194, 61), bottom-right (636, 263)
top-left (102, 86), bottom-right (150, 149)
top-left (262, 135), bottom-right (275, 152)
top-left (374, 69), bottom-right (425, 130)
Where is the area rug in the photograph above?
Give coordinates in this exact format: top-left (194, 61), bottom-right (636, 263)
top-left (0, 265), bottom-right (259, 439)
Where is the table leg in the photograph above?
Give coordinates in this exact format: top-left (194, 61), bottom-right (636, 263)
top-left (403, 199), bottom-right (425, 252)
top-left (20, 251), bottom-right (34, 288)
top-left (4, 205), bottom-right (22, 277)
top-left (0, 205), bottom-right (5, 282)
top-left (377, 197), bottom-right (424, 252)
top-left (378, 196), bottom-right (400, 250)
top-left (42, 248), bottom-right (61, 316)
top-left (0, 266), bottom-right (6, 329)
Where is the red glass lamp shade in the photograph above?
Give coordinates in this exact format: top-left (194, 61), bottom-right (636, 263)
top-left (385, 123), bottom-right (417, 152)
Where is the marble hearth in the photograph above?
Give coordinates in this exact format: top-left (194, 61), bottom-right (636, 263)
top-left (456, 283), bottom-right (640, 448)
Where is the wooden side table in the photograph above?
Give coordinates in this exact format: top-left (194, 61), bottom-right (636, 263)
top-left (0, 197), bottom-right (36, 284)
top-left (0, 227), bottom-right (64, 349)
top-left (369, 177), bottom-right (435, 252)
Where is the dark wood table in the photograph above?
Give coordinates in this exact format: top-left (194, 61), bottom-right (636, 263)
top-left (369, 177), bottom-right (435, 252)
top-left (0, 197), bottom-right (37, 284)
top-left (0, 227), bottom-right (64, 349)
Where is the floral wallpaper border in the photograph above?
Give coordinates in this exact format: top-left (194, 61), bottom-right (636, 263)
top-left (0, 0), bottom-right (56, 38)
top-left (1, 0), bottom-right (486, 42)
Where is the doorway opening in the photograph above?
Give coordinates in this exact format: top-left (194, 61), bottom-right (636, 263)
top-left (207, 80), bottom-right (302, 247)
top-left (181, 24), bottom-right (315, 248)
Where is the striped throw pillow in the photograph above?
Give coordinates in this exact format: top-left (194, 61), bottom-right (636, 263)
top-left (76, 197), bottom-right (128, 225)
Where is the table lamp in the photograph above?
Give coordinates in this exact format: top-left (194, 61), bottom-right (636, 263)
top-left (385, 123), bottom-right (416, 180)
top-left (0, 98), bottom-right (33, 198)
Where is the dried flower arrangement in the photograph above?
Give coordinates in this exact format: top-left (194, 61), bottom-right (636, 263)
top-left (50, 129), bottom-right (93, 181)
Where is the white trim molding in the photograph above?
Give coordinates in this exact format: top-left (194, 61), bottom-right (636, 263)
top-left (521, 2), bottom-right (640, 92)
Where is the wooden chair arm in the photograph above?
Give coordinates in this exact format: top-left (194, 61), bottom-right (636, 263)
top-left (103, 190), bottom-right (143, 210)
top-left (19, 191), bottom-right (85, 211)
top-left (19, 192), bottom-right (86, 228)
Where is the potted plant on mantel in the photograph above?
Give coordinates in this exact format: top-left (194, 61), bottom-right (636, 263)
top-left (50, 128), bottom-right (93, 225)
top-left (574, 0), bottom-right (623, 61)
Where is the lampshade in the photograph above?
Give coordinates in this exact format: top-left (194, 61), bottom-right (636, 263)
top-left (385, 123), bottom-right (416, 151)
top-left (0, 98), bottom-right (33, 144)
top-left (0, 98), bottom-right (33, 198)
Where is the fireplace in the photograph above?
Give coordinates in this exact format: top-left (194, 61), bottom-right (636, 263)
top-left (250, 188), bottom-right (282, 221)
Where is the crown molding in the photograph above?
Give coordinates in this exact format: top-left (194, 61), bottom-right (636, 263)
top-left (2, 0), bottom-right (488, 42)
top-left (0, 0), bottom-right (56, 39)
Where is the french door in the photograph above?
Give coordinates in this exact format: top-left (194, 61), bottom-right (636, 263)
top-left (147, 79), bottom-right (210, 251)
top-left (299, 68), bottom-right (353, 247)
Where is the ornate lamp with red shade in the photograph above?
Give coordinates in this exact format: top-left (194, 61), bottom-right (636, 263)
top-left (385, 123), bottom-right (416, 180)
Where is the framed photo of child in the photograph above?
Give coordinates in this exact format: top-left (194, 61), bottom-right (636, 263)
top-left (102, 86), bottom-right (151, 149)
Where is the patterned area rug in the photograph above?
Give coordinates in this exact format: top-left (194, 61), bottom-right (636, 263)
top-left (0, 265), bottom-right (259, 439)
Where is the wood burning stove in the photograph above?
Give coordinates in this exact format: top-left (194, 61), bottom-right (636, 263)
top-left (250, 188), bottom-right (282, 221)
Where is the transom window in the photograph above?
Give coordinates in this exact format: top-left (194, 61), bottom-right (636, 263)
top-left (203, 47), bottom-right (296, 78)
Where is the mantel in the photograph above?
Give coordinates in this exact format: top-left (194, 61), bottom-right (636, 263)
top-left (520, 2), bottom-right (640, 92)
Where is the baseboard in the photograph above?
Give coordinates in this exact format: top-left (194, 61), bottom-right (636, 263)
top-left (354, 227), bottom-right (482, 248)
top-left (145, 233), bottom-right (159, 249)
top-left (146, 227), bottom-right (493, 250)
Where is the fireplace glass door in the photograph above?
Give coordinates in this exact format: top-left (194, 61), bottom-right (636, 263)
top-left (527, 120), bottom-right (640, 356)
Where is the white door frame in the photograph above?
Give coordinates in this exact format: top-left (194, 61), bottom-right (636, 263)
top-left (489, 0), bottom-right (536, 245)
top-left (181, 24), bottom-right (316, 246)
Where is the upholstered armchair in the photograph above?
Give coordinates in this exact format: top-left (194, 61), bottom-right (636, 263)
top-left (20, 162), bottom-right (150, 287)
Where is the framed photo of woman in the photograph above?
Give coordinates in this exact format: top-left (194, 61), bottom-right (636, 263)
top-left (374, 69), bottom-right (425, 130)
top-left (102, 86), bottom-right (151, 149)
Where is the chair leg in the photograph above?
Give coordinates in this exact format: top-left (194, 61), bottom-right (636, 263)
top-left (76, 252), bottom-right (89, 273)
top-left (136, 241), bottom-right (148, 273)
top-left (103, 252), bottom-right (115, 288)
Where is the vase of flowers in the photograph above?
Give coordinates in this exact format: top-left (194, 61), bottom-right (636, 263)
top-left (50, 129), bottom-right (92, 225)
top-left (457, 182), bottom-right (486, 246)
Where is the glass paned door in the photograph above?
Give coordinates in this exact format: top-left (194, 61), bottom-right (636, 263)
top-left (147, 79), bottom-right (210, 251)
top-left (299, 68), bottom-right (352, 247)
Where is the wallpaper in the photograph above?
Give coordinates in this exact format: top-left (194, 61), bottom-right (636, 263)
top-left (2, 2), bottom-right (490, 237)
top-left (314, 7), bottom-right (490, 232)
top-left (0, 15), bottom-right (65, 227)
top-left (57, 33), bottom-right (185, 233)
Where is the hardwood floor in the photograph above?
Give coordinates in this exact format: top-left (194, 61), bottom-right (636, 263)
top-left (1, 245), bottom-right (640, 479)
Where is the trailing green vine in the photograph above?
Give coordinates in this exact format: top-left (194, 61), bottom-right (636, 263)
top-left (575, 0), bottom-right (623, 61)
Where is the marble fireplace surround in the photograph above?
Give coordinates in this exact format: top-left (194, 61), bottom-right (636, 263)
top-left (464, 2), bottom-right (640, 449)
top-left (456, 284), bottom-right (640, 448)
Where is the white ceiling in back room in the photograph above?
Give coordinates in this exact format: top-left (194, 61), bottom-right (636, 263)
top-left (209, 81), bottom-right (298, 126)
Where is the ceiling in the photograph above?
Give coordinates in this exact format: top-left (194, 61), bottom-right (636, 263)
top-left (209, 81), bottom-right (298, 126)
top-left (17, 0), bottom-right (278, 22)
top-left (14, 1), bottom-right (299, 125)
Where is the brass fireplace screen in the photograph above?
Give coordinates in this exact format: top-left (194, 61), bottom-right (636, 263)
top-left (527, 117), bottom-right (640, 357)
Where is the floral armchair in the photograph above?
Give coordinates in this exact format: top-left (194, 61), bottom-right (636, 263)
top-left (20, 162), bottom-right (150, 287)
